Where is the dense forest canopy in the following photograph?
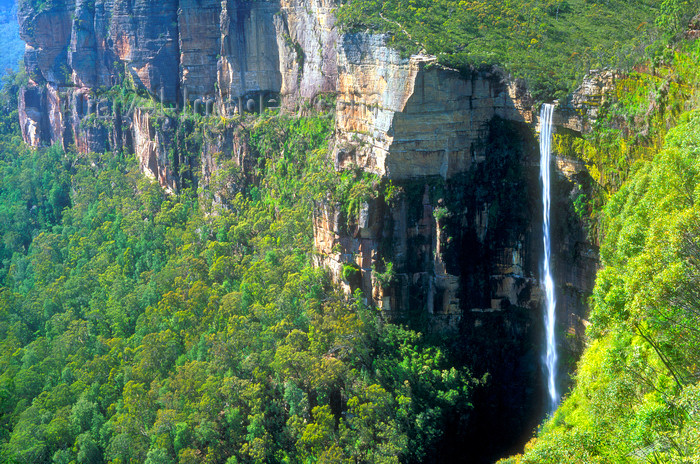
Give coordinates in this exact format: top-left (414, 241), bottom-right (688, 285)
top-left (3, 0), bottom-right (700, 462)
top-left (0, 67), bottom-right (481, 462)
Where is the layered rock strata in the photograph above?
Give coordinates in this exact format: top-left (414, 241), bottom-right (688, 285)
top-left (322, 36), bottom-right (598, 460)
top-left (319, 33), bottom-right (596, 329)
top-left (334, 33), bottom-right (534, 180)
top-left (16, 0), bottom-right (601, 339)
top-left (18, 0), bottom-right (338, 152)
top-left (15, 0), bottom-right (600, 338)
top-left (16, 3), bottom-right (606, 460)
top-left (315, 105), bottom-right (598, 460)
top-left (555, 70), bottom-right (620, 133)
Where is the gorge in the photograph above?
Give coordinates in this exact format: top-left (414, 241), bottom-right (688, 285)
top-left (13, 0), bottom-right (600, 461)
top-left (3, 0), bottom-right (700, 463)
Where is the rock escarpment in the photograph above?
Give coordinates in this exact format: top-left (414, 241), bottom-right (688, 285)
top-left (17, 0), bottom-right (337, 149)
top-left (17, 0), bottom-right (338, 197)
top-left (317, 33), bottom-right (596, 331)
top-left (16, 3), bottom-right (605, 460)
top-left (314, 34), bottom-right (599, 461)
top-left (14, 0), bottom-right (605, 319)
top-left (334, 33), bottom-right (534, 180)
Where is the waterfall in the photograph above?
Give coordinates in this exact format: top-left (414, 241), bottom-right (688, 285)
top-left (539, 103), bottom-right (559, 412)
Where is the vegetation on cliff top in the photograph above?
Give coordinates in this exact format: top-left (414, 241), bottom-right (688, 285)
top-left (337, 0), bottom-right (699, 101)
top-left (5, 0), bottom-right (700, 462)
top-left (551, 37), bottom-right (700, 240)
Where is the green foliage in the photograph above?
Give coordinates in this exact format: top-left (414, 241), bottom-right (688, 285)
top-left (341, 261), bottom-right (360, 282)
top-left (657, 0), bottom-right (695, 32)
top-left (0, 72), bottom-right (69, 285)
top-left (512, 102), bottom-right (700, 463)
top-left (550, 41), bottom-right (700, 239)
top-left (337, 0), bottom-right (700, 101)
top-left (372, 261), bottom-right (395, 289)
top-left (0, 81), bottom-right (477, 463)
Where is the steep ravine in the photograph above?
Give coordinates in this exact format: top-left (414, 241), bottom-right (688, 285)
top-left (15, 0), bottom-right (606, 460)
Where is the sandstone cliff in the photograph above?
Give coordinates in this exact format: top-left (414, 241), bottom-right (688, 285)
top-left (334, 33), bottom-right (534, 180)
top-left (16, 3), bottom-right (607, 458)
top-left (316, 32), bottom-right (598, 330)
top-left (317, 33), bottom-right (599, 458)
top-left (17, 0), bottom-right (337, 149)
top-left (15, 0), bottom-right (605, 369)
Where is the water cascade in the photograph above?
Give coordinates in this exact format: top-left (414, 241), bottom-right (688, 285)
top-left (539, 103), bottom-right (559, 412)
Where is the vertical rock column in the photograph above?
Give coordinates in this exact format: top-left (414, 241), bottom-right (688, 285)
top-left (217, 1), bottom-right (283, 112)
top-left (178, 0), bottom-right (222, 103)
top-left (110, 0), bottom-right (180, 102)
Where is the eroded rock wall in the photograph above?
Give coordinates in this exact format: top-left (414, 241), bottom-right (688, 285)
top-left (16, 4), bottom-right (606, 458)
top-left (278, 0), bottom-right (337, 99)
top-left (16, 0), bottom-right (603, 360)
top-left (17, 0), bottom-right (338, 161)
top-left (321, 33), bottom-right (597, 332)
top-left (316, 113), bottom-right (597, 333)
top-left (334, 34), bottom-right (534, 180)
top-left (317, 49), bottom-right (599, 457)
top-left (16, 0), bottom-right (600, 339)
top-left (555, 70), bottom-right (620, 133)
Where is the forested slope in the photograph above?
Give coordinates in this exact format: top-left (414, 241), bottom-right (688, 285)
top-left (505, 33), bottom-right (700, 464)
top-left (4, 0), bottom-right (700, 462)
top-left (0, 71), bottom-right (477, 463)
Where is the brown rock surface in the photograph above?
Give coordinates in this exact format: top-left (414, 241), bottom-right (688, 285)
top-left (553, 70), bottom-right (619, 133)
top-left (178, 0), bottom-right (221, 101)
top-left (278, 0), bottom-right (337, 100)
top-left (17, 0), bottom-right (339, 148)
top-left (15, 4), bottom-right (600, 345)
top-left (334, 33), bottom-right (534, 180)
top-left (112, 0), bottom-right (180, 101)
top-left (18, 82), bottom-right (48, 146)
top-left (216, 1), bottom-right (282, 106)
top-left (133, 108), bottom-right (178, 193)
top-left (18, 0), bottom-right (75, 84)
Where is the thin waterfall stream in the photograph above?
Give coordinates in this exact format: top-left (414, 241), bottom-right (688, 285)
top-left (539, 103), bottom-right (559, 412)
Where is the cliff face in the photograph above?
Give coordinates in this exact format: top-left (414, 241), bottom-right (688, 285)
top-left (318, 34), bottom-right (598, 460)
top-left (556, 70), bottom-right (620, 133)
top-left (17, 0), bottom-right (337, 150)
top-left (317, 32), bottom-right (596, 329)
top-left (15, 0), bottom-right (602, 381)
top-left (334, 33), bottom-right (534, 180)
top-left (16, 3), bottom-right (604, 459)
top-left (16, 0), bottom-right (338, 206)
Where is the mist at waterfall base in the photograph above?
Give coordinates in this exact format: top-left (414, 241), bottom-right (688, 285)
top-left (539, 103), bottom-right (560, 413)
